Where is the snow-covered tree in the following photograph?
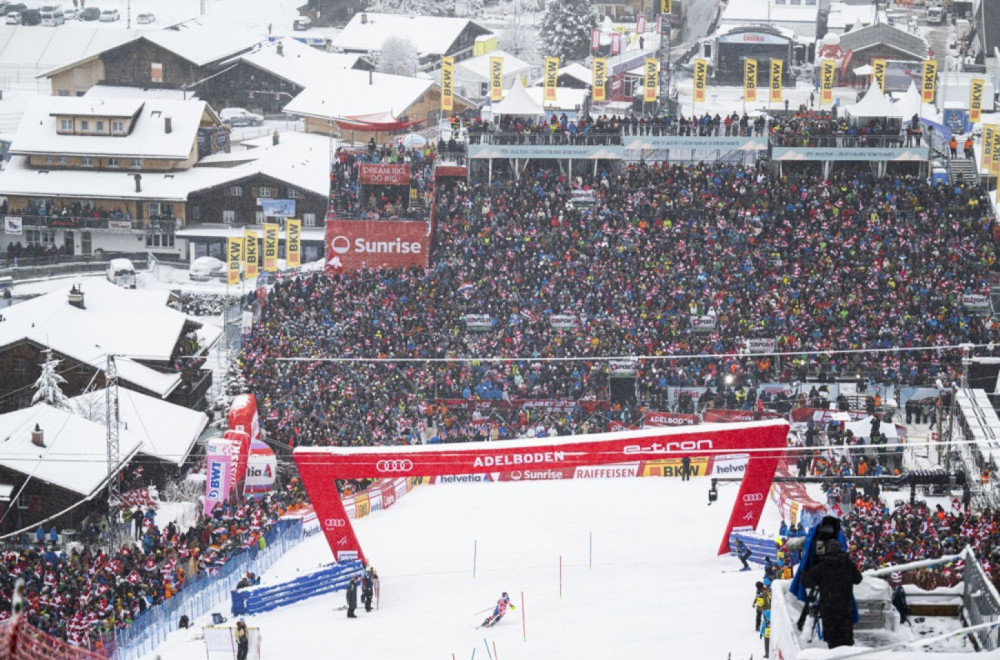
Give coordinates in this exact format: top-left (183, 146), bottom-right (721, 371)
top-left (366, 0), bottom-right (452, 17)
top-left (539, 0), bottom-right (598, 61)
top-left (498, 1), bottom-right (540, 63)
top-left (31, 349), bottom-right (71, 410)
top-left (209, 351), bottom-right (247, 430)
top-left (378, 36), bottom-right (420, 77)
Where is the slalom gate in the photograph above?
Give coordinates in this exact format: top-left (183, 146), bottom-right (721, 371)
top-left (231, 561), bottom-right (364, 615)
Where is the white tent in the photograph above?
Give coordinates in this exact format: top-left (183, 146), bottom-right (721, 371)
top-left (894, 81), bottom-right (924, 120)
top-left (844, 85), bottom-right (903, 119)
top-left (844, 415), bottom-right (901, 442)
top-left (489, 79), bottom-right (546, 117)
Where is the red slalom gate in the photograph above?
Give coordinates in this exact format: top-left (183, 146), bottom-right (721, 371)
top-left (294, 420), bottom-right (790, 563)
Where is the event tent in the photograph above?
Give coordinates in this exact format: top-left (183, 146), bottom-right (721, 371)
top-left (845, 85), bottom-right (903, 120)
top-left (489, 79), bottom-right (545, 117)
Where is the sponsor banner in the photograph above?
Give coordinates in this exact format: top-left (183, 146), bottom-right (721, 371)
top-left (637, 15), bottom-right (645, 33)
top-left (360, 163), bottom-right (411, 186)
top-left (224, 429), bottom-right (251, 498)
top-left (703, 409), bottom-right (783, 423)
top-left (661, 0), bottom-right (671, 13)
top-left (609, 359), bottom-right (638, 377)
top-left (922, 59), bottom-right (937, 103)
top-left (983, 125), bottom-right (995, 169)
top-left (464, 313), bottom-right (494, 331)
top-left (971, 78), bottom-right (985, 123)
top-left (325, 219), bottom-right (429, 271)
top-left (593, 58), bottom-right (607, 102)
top-left (243, 439), bottom-right (276, 498)
top-left (623, 136), bottom-right (767, 150)
top-left (431, 473), bottom-right (494, 484)
top-left (295, 420), bottom-right (790, 563)
top-left (694, 58), bottom-right (707, 103)
top-left (745, 338), bottom-right (776, 353)
top-left (571, 189), bottom-right (597, 205)
top-left (108, 220), bottom-right (132, 231)
top-left (441, 56), bottom-right (454, 112)
top-left (353, 493), bottom-right (371, 519)
top-left (244, 230), bottom-right (259, 280)
top-left (204, 438), bottom-right (233, 516)
top-left (3, 216), bottom-right (22, 235)
top-left (544, 57), bottom-right (559, 102)
top-left (644, 411), bottom-right (700, 426)
top-left (963, 293), bottom-right (991, 311)
top-left (744, 58), bottom-right (757, 102)
top-left (992, 125), bottom-right (1000, 176)
top-left (691, 315), bottom-right (716, 332)
top-left (263, 223), bottom-right (278, 272)
top-left (550, 314), bottom-right (578, 329)
top-left (872, 59), bottom-right (886, 94)
top-left (574, 463), bottom-right (640, 479)
top-left (719, 32), bottom-right (789, 45)
top-left (770, 59), bottom-right (782, 102)
top-left (788, 407), bottom-right (870, 424)
top-left (644, 58), bottom-right (658, 102)
top-left (608, 420), bottom-right (639, 432)
top-left (227, 237), bottom-right (242, 286)
top-left (771, 146), bottom-right (929, 161)
top-left (434, 398), bottom-right (607, 414)
top-left (286, 219), bottom-right (301, 268)
top-left (229, 393), bottom-right (261, 444)
top-left (260, 198), bottom-right (296, 218)
top-left (590, 28), bottom-right (601, 51)
top-left (468, 144), bottom-right (625, 159)
top-left (611, 32), bottom-right (621, 55)
top-left (711, 453), bottom-right (749, 476)
top-left (368, 489), bottom-right (382, 512)
top-left (641, 456), bottom-right (710, 477)
top-left (821, 59), bottom-right (835, 104)
top-left (490, 56), bottom-right (504, 102)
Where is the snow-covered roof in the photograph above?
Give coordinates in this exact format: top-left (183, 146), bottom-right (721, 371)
top-left (532, 62), bottom-right (592, 87)
top-left (8, 25), bottom-right (143, 77)
top-left (220, 38), bottom-right (363, 89)
top-left (284, 69), bottom-right (435, 120)
top-left (525, 87), bottom-right (590, 113)
top-left (142, 16), bottom-right (262, 67)
top-left (720, 0), bottom-right (820, 24)
top-left (0, 280), bottom-right (219, 397)
top-left (70, 388), bottom-right (207, 466)
top-left (455, 50), bottom-right (533, 81)
top-left (332, 13), bottom-right (491, 56)
top-left (0, 404), bottom-right (142, 497)
top-left (85, 85), bottom-right (195, 101)
top-left (845, 85), bottom-right (903, 119)
top-left (11, 96), bottom-right (210, 160)
top-left (826, 1), bottom-right (878, 33)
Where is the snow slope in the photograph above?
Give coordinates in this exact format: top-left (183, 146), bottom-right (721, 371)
top-left (149, 476), bottom-right (777, 659)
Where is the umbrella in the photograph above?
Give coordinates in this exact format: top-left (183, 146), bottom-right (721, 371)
top-left (400, 133), bottom-right (427, 147)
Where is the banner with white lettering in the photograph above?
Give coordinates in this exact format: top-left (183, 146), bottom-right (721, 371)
top-left (204, 438), bottom-right (233, 516)
top-left (464, 314), bottom-right (494, 331)
top-left (359, 163), bottom-right (411, 186)
top-left (294, 420), bottom-right (790, 564)
top-left (963, 293), bottom-right (991, 312)
top-left (643, 411), bottom-right (700, 427)
top-left (550, 314), bottom-right (578, 329)
top-left (608, 359), bottom-right (638, 377)
top-left (690, 315), bottom-right (716, 332)
top-left (745, 338), bottom-right (776, 353)
top-left (325, 219), bottom-right (429, 271)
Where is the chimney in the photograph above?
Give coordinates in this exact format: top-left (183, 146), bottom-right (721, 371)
top-left (67, 284), bottom-right (85, 309)
top-left (134, 173), bottom-right (142, 193)
top-left (360, 12), bottom-right (367, 24)
top-left (277, 40), bottom-right (284, 56)
top-left (31, 424), bottom-right (45, 448)
top-left (165, 115), bottom-right (172, 134)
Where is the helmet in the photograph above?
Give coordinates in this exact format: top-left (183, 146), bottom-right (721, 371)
top-left (502, 591), bottom-right (509, 598)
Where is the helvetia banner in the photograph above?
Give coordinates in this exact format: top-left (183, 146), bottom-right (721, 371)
top-left (922, 59), bottom-right (937, 103)
top-left (821, 59), bottom-right (835, 104)
top-left (325, 219), bottom-right (429, 271)
top-left (204, 438), bottom-right (233, 515)
top-left (644, 58), bottom-right (658, 102)
top-left (244, 230), bottom-right (259, 280)
top-left (592, 58), bottom-right (607, 102)
top-left (744, 58), bottom-right (757, 102)
top-left (490, 56), bottom-right (504, 102)
top-left (286, 219), bottom-right (301, 268)
top-left (227, 237), bottom-right (242, 286)
top-left (770, 59), bottom-right (782, 102)
top-left (872, 59), bottom-right (886, 94)
top-left (295, 419), bottom-right (790, 563)
top-left (545, 56), bottom-right (559, 102)
top-left (263, 223), bottom-right (278, 272)
top-left (970, 78), bottom-right (984, 122)
top-left (694, 58), bottom-right (707, 103)
top-left (244, 439), bottom-right (277, 499)
top-left (441, 56), bottom-right (454, 112)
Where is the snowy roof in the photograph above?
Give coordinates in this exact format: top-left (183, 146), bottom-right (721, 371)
top-left (837, 22), bottom-right (928, 59)
top-left (85, 86), bottom-right (195, 101)
top-left (0, 280), bottom-right (219, 397)
top-left (332, 13), bottom-right (491, 56)
top-left (845, 85), bottom-right (904, 119)
top-left (720, 0), bottom-right (820, 24)
top-left (525, 87), bottom-right (590, 113)
top-left (0, 404), bottom-right (141, 497)
top-left (455, 50), bottom-right (533, 80)
top-left (7, 25), bottom-right (144, 77)
top-left (284, 69), bottom-right (435, 120)
top-left (70, 388), bottom-right (207, 466)
top-left (489, 79), bottom-right (545, 116)
top-left (11, 96), bottom-right (210, 160)
top-left (532, 62), bottom-right (592, 87)
top-left (826, 2), bottom-right (878, 32)
top-left (221, 39), bottom-right (363, 89)
top-left (142, 16), bottom-right (262, 67)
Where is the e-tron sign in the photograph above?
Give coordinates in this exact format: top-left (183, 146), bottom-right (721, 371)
top-left (325, 219), bottom-right (429, 271)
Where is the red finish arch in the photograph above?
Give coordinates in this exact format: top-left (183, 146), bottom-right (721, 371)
top-left (293, 419), bottom-right (790, 563)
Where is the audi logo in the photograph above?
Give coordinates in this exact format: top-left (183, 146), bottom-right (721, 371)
top-left (742, 493), bottom-right (765, 503)
top-left (376, 459), bottom-right (414, 473)
top-left (324, 519), bottom-right (346, 528)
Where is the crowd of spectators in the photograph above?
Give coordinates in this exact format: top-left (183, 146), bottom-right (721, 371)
top-left (330, 142), bottom-right (436, 221)
top-left (242, 161), bottom-right (999, 449)
top-left (769, 111), bottom-right (910, 148)
top-left (0, 482), bottom-right (309, 651)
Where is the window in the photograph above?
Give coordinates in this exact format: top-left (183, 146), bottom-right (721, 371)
top-left (41, 230), bottom-right (55, 243)
top-left (107, 157), bottom-right (119, 168)
top-left (257, 187), bottom-right (273, 198)
top-left (59, 119), bottom-right (72, 131)
top-left (255, 211), bottom-right (264, 223)
top-left (26, 230), bottom-right (39, 243)
top-left (12, 358), bottom-right (29, 373)
top-left (192, 206), bottom-right (201, 220)
top-left (96, 120), bottom-right (105, 131)
top-left (112, 120), bottom-right (126, 133)
top-left (81, 120), bottom-right (89, 131)
top-left (287, 188), bottom-right (300, 198)
top-left (43, 156), bottom-right (52, 164)
top-left (222, 210), bottom-right (236, 223)
top-left (130, 158), bottom-right (142, 169)
top-left (148, 202), bottom-right (161, 216)
top-left (57, 156), bottom-right (67, 164)
top-left (82, 156), bottom-right (94, 167)
top-left (303, 213), bottom-right (317, 227)
top-left (225, 186), bottom-right (243, 197)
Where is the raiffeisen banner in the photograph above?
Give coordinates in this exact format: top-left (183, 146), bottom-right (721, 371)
top-left (204, 437), bottom-right (233, 516)
top-left (295, 420), bottom-right (789, 564)
top-left (325, 219), bottom-right (429, 271)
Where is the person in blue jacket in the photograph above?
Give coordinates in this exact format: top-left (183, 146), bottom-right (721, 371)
top-left (760, 609), bottom-right (771, 658)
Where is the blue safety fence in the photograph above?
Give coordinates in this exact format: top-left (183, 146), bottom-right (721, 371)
top-left (114, 519), bottom-right (306, 660)
top-left (727, 531), bottom-right (802, 567)
top-left (231, 560), bottom-right (364, 616)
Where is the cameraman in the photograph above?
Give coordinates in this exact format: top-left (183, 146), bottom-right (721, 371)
top-left (801, 539), bottom-right (862, 648)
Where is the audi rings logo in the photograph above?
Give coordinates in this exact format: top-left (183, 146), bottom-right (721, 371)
top-left (324, 519), bottom-right (346, 528)
top-left (376, 459), bottom-right (414, 473)
top-left (742, 493), bottom-right (765, 503)
top-left (330, 235), bottom-right (351, 254)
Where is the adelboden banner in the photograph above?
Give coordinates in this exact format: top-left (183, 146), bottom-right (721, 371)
top-left (325, 218), bottom-right (429, 271)
top-left (294, 420), bottom-right (790, 563)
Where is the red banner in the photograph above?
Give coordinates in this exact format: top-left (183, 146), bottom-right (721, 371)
top-left (325, 219), bottom-right (429, 271)
top-left (295, 420), bottom-right (790, 562)
top-left (359, 163), bottom-right (411, 186)
top-left (644, 411), bottom-right (700, 426)
top-left (223, 430), bottom-right (251, 498)
top-left (703, 409), bottom-right (784, 423)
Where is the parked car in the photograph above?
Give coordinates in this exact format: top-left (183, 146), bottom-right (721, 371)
top-left (188, 256), bottom-right (227, 282)
top-left (4, 10), bottom-right (19, 23)
top-left (20, 8), bottom-right (40, 24)
top-left (40, 8), bottom-right (65, 25)
top-left (64, 8), bottom-right (79, 19)
top-left (79, 6), bottom-right (99, 19)
top-left (292, 17), bottom-right (311, 31)
top-left (136, 12), bottom-right (154, 23)
top-left (106, 258), bottom-right (137, 289)
top-left (98, 8), bottom-right (118, 21)
top-left (219, 107), bottom-right (264, 127)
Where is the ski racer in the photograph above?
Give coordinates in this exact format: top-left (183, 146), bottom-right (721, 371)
top-left (481, 592), bottom-right (514, 628)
